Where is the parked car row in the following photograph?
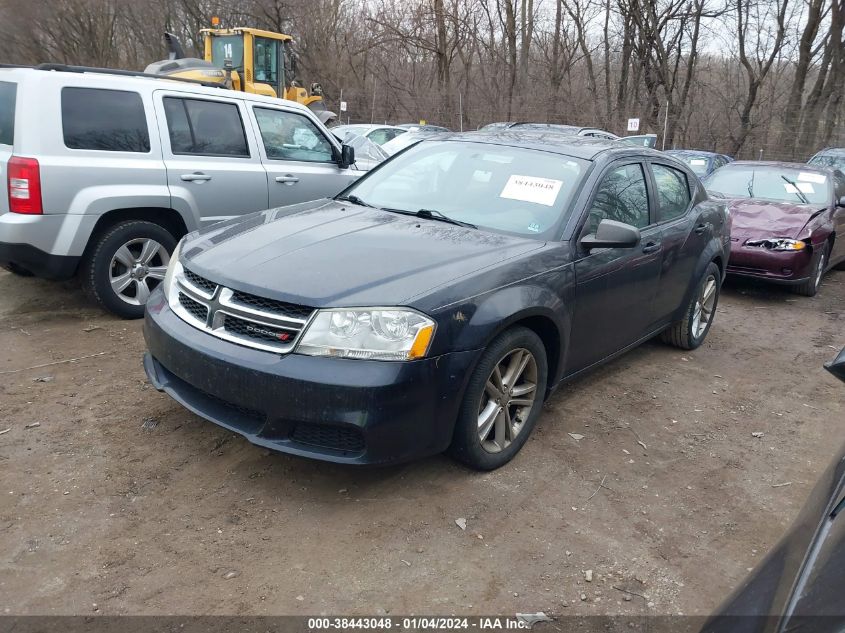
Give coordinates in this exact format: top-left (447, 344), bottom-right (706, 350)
top-left (0, 63), bottom-right (842, 471)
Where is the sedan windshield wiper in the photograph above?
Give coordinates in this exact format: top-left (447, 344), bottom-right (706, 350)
top-left (416, 208), bottom-right (477, 229)
top-left (335, 194), bottom-right (374, 208)
top-left (379, 206), bottom-right (477, 229)
top-left (780, 175), bottom-right (809, 205)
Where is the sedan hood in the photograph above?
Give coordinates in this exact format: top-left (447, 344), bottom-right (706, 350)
top-left (181, 200), bottom-right (544, 308)
top-left (726, 198), bottom-right (824, 241)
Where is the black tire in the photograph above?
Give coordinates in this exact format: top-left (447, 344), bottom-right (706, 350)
top-left (1, 263), bottom-right (34, 277)
top-left (81, 220), bottom-right (177, 319)
top-left (661, 262), bottom-right (721, 350)
top-left (449, 326), bottom-right (548, 470)
top-left (791, 243), bottom-right (829, 297)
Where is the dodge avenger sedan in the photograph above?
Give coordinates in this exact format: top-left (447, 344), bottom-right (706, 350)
top-left (143, 131), bottom-right (731, 470)
top-left (703, 161), bottom-right (845, 296)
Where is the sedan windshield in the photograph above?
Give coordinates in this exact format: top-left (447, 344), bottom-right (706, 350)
top-left (704, 165), bottom-right (831, 205)
top-left (344, 140), bottom-right (587, 238)
top-left (808, 152), bottom-right (845, 171)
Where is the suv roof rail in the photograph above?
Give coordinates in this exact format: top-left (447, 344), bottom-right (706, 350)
top-left (0, 62), bottom-right (227, 90)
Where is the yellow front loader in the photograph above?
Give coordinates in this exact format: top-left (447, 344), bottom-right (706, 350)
top-left (145, 19), bottom-right (336, 124)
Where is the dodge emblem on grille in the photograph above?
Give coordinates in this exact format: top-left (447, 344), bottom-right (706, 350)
top-left (246, 324), bottom-right (291, 341)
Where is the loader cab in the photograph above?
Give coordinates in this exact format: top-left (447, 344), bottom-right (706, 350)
top-left (203, 28), bottom-right (288, 99)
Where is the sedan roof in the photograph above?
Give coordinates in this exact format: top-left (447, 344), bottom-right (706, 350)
top-left (729, 160), bottom-right (833, 171)
top-left (432, 129), bottom-right (644, 160)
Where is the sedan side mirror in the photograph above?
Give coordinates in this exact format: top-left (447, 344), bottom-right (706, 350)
top-left (837, 196), bottom-right (845, 208)
top-left (581, 219), bottom-right (641, 250)
top-left (337, 144), bottom-right (355, 169)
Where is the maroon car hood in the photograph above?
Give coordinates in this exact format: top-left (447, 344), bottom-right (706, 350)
top-left (727, 198), bottom-right (823, 240)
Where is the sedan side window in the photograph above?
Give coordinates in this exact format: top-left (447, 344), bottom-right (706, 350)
top-left (652, 164), bottom-right (691, 222)
top-left (254, 108), bottom-right (334, 162)
top-left (368, 129), bottom-right (393, 145)
top-left (587, 163), bottom-right (650, 231)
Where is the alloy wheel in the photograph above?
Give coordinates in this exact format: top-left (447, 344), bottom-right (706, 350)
top-left (692, 273), bottom-right (717, 339)
top-left (477, 348), bottom-right (538, 453)
top-left (109, 238), bottom-right (170, 306)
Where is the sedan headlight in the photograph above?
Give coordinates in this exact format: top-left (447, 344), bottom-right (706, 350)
top-left (162, 238), bottom-right (184, 298)
top-left (296, 308), bottom-right (436, 361)
top-left (745, 238), bottom-right (806, 251)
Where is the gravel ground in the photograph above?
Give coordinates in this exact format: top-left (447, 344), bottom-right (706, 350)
top-left (0, 268), bottom-right (843, 617)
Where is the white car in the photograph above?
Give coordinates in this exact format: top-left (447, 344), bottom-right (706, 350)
top-left (330, 124), bottom-right (407, 146)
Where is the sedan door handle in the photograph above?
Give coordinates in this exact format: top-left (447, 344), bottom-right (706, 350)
top-left (642, 242), bottom-right (662, 254)
top-left (180, 172), bottom-right (212, 182)
top-left (694, 223), bottom-right (708, 235)
top-left (275, 175), bottom-right (300, 185)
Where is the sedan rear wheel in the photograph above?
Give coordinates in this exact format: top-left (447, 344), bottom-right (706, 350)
top-left (450, 327), bottom-right (548, 470)
top-left (662, 261), bottom-right (721, 350)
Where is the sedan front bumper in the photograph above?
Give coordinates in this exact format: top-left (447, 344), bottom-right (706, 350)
top-left (143, 289), bottom-right (479, 465)
top-left (726, 242), bottom-right (816, 285)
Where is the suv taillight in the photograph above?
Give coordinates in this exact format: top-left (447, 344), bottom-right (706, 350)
top-left (8, 156), bottom-right (43, 214)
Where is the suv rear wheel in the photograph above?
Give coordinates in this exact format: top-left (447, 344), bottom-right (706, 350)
top-left (449, 327), bottom-right (548, 470)
top-left (81, 220), bottom-right (176, 319)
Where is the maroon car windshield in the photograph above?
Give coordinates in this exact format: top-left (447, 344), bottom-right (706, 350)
top-left (705, 166), bottom-right (831, 205)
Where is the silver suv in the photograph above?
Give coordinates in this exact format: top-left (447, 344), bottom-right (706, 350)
top-left (0, 65), bottom-right (367, 318)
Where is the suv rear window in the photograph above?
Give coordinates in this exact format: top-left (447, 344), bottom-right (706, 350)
top-left (163, 97), bottom-right (249, 157)
top-left (0, 81), bottom-right (16, 145)
top-left (61, 88), bottom-right (150, 152)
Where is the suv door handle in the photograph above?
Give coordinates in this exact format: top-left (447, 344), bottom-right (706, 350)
top-left (642, 242), bottom-right (661, 254)
top-left (694, 223), bottom-right (708, 235)
top-left (181, 172), bottom-right (212, 182)
top-left (275, 175), bottom-right (300, 185)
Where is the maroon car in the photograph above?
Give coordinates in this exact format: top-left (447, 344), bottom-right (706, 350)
top-left (702, 161), bottom-right (845, 296)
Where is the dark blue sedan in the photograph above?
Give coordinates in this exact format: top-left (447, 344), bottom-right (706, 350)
top-left (666, 150), bottom-right (734, 177)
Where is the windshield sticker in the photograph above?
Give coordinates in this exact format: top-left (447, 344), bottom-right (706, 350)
top-left (482, 153), bottom-right (514, 164)
top-left (527, 222), bottom-right (541, 233)
top-left (783, 183), bottom-right (799, 194)
top-left (798, 172), bottom-right (826, 184)
top-left (472, 170), bottom-right (492, 183)
top-left (797, 182), bottom-right (815, 194)
top-left (690, 159), bottom-right (707, 166)
top-left (500, 175), bottom-right (563, 207)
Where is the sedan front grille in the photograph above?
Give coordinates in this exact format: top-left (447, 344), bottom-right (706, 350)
top-left (230, 291), bottom-right (314, 321)
top-left (170, 265), bottom-right (315, 354)
top-left (222, 314), bottom-right (300, 345)
top-left (178, 292), bottom-right (208, 323)
top-left (182, 268), bottom-right (217, 295)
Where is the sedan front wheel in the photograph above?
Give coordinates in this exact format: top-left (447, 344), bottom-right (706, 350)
top-left (450, 327), bottom-right (548, 470)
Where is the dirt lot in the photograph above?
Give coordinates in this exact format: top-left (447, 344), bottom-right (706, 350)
top-left (0, 268), bottom-right (843, 618)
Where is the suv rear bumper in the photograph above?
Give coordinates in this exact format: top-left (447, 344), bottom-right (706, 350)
top-left (0, 242), bottom-right (79, 279)
top-left (0, 212), bottom-right (97, 279)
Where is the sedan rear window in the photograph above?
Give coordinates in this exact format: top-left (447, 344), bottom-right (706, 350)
top-left (0, 81), bottom-right (16, 146)
top-left (61, 87), bottom-right (150, 152)
top-left (346, 140), bottom-right (587, 238)
top-left (705, 165), bottom-right (831, 205)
